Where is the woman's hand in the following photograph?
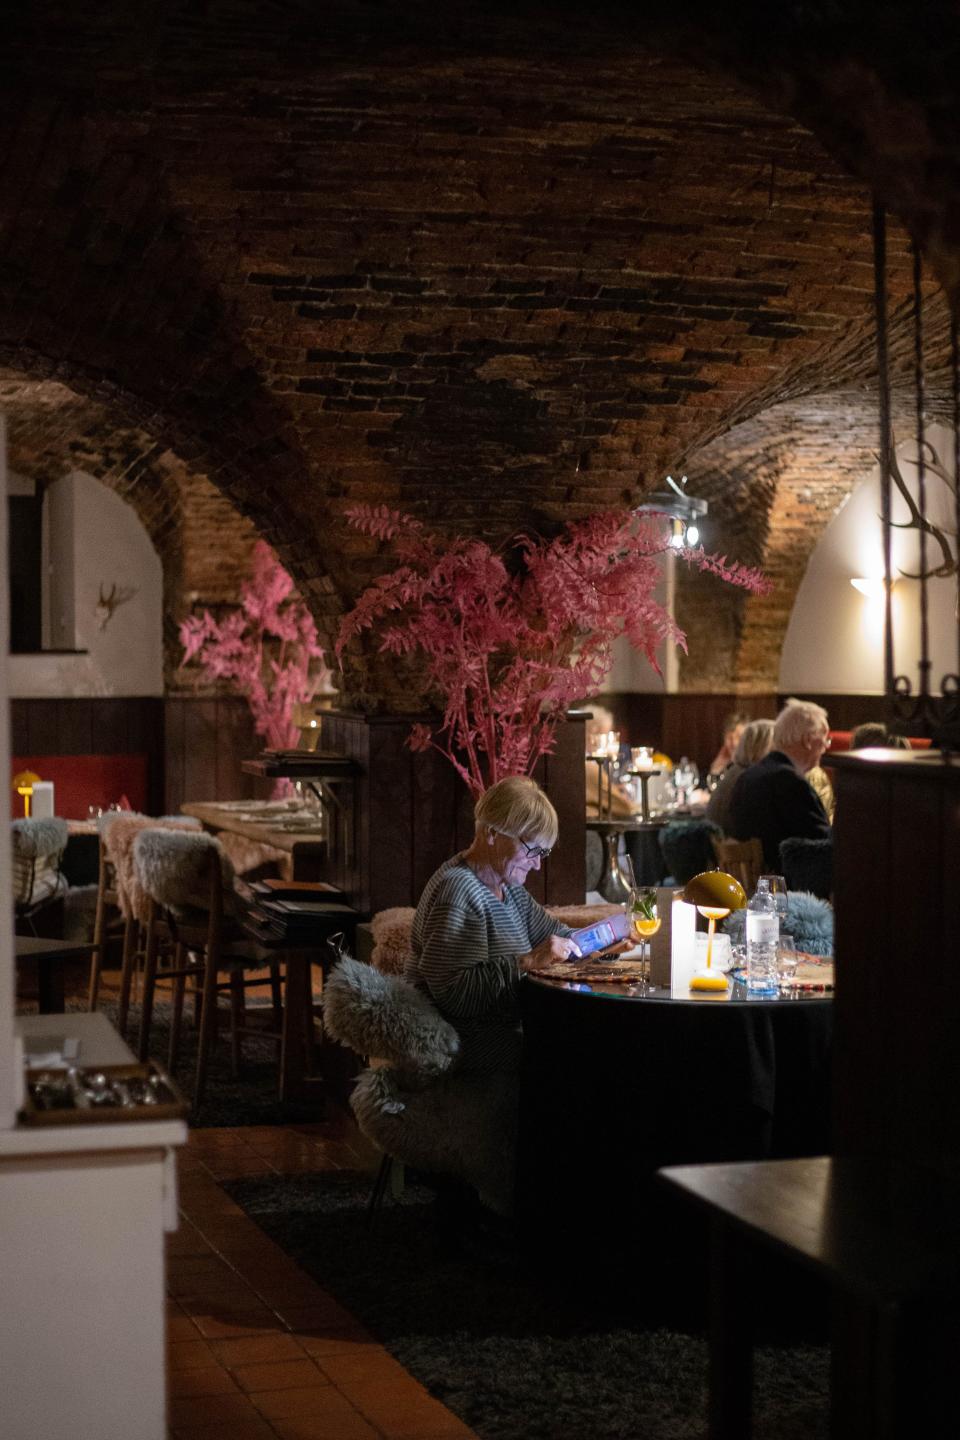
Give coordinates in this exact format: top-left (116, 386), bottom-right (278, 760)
top-left (519, 934), bottom-right (582, 970)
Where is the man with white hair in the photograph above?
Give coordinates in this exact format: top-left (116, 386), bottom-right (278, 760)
top-left (729, 698), bottom-right (832, 870)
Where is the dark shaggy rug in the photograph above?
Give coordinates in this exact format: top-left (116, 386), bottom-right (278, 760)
top-left (77, 998), bottom-right (323, 1129)
top-left (224, 1169), bottom-right (831, 1440)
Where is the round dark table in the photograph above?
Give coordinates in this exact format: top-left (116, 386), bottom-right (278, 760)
top-left (517, 973), bottom-right (833, 1272)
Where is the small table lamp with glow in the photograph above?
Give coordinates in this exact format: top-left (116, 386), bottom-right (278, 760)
top-left (682, 870), bottom-right (747, 992)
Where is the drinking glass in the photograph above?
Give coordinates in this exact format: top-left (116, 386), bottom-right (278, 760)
top-left (760, 874), bottom-right (789, 928)
top-left (672, 757), bottom-right (699, 808)
top-left (778, 933), bottom-right (798, 985)
top-left (629, 887), bottom-right (661, 985)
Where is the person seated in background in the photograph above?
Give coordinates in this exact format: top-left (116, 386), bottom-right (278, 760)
top-left (705, 717), bottom-right (774, 834)
top-left (706, 711), bottom-right (747, 783)
top-left (407, 775), bottom-right (580, 1078)
top-left (729, 698), bottom-right (832, 870)
top-left (806, 755), bottom-right (836, 823)
top-left (849, 720), bottom-right (911, 752)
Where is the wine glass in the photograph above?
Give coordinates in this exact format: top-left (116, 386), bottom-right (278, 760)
top-left (672, 757), bottom-right (699, 808)
top-left (778, 933), bottom-right (798, 986)
top-left (629, 887), bottom-right (661, 985)
top-left (760, 874), bottom-right (789, 929)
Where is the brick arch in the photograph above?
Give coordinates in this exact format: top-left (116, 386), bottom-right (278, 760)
top-left (1, 3), bottom-right (958, 705)
top-left (677, 331), bottom-right (958, 692)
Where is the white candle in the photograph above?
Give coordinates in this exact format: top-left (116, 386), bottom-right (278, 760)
top-left (31, 781), bottom-right (55, 819)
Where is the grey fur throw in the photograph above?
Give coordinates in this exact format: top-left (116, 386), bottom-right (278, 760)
top-left (132, 827), bottom-right (235, 913)
top-left (11, 817), bottom-right (68, 859)
top-left (351, 1064), bottom-right (517, 1217)
top-left (323, 956), bottom-right (460, 1080)
top-left (725, 889), bottom-right (834, 958)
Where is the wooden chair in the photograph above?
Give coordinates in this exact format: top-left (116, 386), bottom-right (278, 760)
top-left (133, 828), bottom-right (284, 1108)
top-left (711, 835), bottom-right (764, 894)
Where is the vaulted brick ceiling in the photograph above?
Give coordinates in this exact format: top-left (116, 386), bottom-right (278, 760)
top-left (1, 2), bottom-right (956, 700)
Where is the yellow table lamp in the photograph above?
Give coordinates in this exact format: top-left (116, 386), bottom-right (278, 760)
top-left (12, 770), bottom-right (42, 817)
top-left (683, 870), bottom-right (747, 992)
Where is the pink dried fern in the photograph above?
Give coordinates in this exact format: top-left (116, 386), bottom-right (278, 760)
top-left (337, 506), bottom-right (768, 797)
top-left (180, 541), bottom-right (330, 755)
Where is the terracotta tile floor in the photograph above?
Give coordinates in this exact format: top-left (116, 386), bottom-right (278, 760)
top-left (170, 1121), bottom-right (478, 1440)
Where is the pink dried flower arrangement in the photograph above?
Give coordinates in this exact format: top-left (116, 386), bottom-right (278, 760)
top-left (336, 505), bottom-right (768, 798)
top-left (180, 540), bottom-right (330, 752)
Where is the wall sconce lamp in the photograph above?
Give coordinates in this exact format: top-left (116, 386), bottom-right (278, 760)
top-left (634, 474), bottom-right (708, 548)
top-left (850, 577), bottom-right (897, 600)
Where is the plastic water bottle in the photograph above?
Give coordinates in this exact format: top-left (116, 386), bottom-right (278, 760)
top-left (746, 879), bottom-right (779, 996)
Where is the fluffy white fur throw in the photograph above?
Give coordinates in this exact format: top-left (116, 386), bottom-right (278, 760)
top-left (104, 816), bottom-right (223, 922)
top-left (323, 956), bottom-right (460, 1083)
top-left (11, 816), bottom-right (68, 859)
top-left (369, 899), bottom-right (621, 975)
top-left (133, 828), bottom-right (235, 918)
top-left (323, 955), bottom-right (516, 1214)
top-left (352, 1064), bottom-right (518, 1216)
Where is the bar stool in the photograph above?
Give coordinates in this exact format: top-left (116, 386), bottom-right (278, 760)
top-left (133, 828), bottom-right (284, 1107)
top-left (88, 812), bottom-right (204, 1030)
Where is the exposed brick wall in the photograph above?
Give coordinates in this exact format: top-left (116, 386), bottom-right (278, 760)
top-left (0, 3), bottom-right (957, 704)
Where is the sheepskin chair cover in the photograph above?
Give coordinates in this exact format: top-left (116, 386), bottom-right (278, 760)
top-left (370, 907), bottom-right (416, 975)
top-left (132, 827), bottom-right (235, 920)
top-left (215, 830), bottom-right (289, 881)
top-left (779, 837), bottom-right (833, 902)
top-left (369, 901), bottom-right (621, 977)
top-left (322, 956), bottom-right (460, 1085)
top-left (103, 815), bottom-right (209, 922)
top-left (352, 1064), bottom-right (518, 1217)
top-left (323, 955), bottom-right (516, 1214)
top-left (12, 816), bottom-right (69, 858)
top-left (11, 817), bottom-right (69, 906)
top-left (725, 890), bottom-right (834, 958)
top-left (659, 819), bottom-right (723, 885)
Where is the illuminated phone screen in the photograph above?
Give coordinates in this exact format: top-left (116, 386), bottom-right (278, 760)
top-left (569, 911), bottom-right (629, 958)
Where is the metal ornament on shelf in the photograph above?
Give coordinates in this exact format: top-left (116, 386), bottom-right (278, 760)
top-left (873, 202), bottom-right (960, 749)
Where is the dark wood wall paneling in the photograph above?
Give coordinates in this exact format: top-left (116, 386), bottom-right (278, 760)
top-left (163, 697), bottom-right (264, 814)
top-left (11, 697), bottom-right (166, 813)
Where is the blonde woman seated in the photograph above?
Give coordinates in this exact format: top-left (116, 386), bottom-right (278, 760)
top-left (705, 718), bottom-right (774, 835)
top-left (406, 775), bottom-right (580, 1078)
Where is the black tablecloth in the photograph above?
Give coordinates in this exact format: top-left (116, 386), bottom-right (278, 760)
top-left (517, 978), bottom-right (832, 1234)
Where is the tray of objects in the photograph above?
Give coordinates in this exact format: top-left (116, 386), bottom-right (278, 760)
top-left (20, 1061), bottom-right (188, 1125)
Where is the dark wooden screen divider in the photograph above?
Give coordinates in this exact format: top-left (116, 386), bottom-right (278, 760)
top-left (163, 696), bottom-right (262, 814)
top-left (316, 709), bottom-right (587, 915)
top-left (831, 750), bottom-right (960, 1175)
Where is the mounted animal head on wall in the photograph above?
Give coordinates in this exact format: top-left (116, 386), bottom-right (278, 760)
top-left (95, 581), bottom-right (138, 630)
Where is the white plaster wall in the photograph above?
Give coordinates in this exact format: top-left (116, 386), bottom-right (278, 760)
top-left (8, 470), bottom-right (163, 698)
top-left (604, 558), bottom-right (678, 693)
top-left (780, 425), bottom-right (960, 695)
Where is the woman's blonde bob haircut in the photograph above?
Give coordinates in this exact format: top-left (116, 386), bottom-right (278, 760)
top-left (733, 718), bottom-right (775, 768)
top-left (474, 775), bottom-right (559, 849)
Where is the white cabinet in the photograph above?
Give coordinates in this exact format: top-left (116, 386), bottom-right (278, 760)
top-left (0, 1015), bottom-right (187, 1440)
